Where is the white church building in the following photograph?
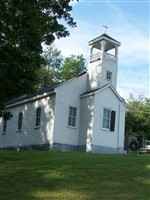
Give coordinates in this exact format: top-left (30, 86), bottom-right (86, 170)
top-left (0, 33), bottom-right (126, 153)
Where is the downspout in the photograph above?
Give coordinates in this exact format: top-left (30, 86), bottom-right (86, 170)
top-left (0, 119), bottom-right (3, 149)
top-left (117, 103), bottom-right (121, 152)
top-left (0, 134), bottom-right (2, 149)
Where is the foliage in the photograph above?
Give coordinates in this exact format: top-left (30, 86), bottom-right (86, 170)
top-left (38, 46), bottom-right (63, 87)
top-left (0, 0), bottom-right (78, 117)
top-left (0, 109), bottom-right (13, 120)
top-left (38, 47), bottom-right (87, 87)
top-left (0, 151), bottom-right (150, 200)
top-left (61, 54), bottom-right (86, 81)
top-left (125, 94), bottom-right (150, 145)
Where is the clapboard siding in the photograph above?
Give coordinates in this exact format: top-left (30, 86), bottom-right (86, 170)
top-left (0, 94), bottom-right (55, 148)
top-left (79, 95), bottom-right (94, 152)
top-left (53, 74), bottom-right (87, 146)
top-left (100, 59), bottom-right (118, 88)
top-left (92, 87), bottom-right (125, 150)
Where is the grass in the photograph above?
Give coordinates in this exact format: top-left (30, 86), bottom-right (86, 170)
top-left (0, 151), bottom-right (150, 200)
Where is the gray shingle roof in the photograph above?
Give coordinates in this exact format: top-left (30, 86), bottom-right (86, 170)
top-left (88, 33), bottom-right (121, 46)
top-left (5, 85), bottom-right (57, 106)
top-left (5, 71), bottom-right (87, 107)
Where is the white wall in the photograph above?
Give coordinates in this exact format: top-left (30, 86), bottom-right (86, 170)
top-left (79, 95), bottom-right (94, 152)
top-left (87, 55), bottom-right (118, 91)
top-left (92, 87), bottom-right (125, 149)
top-left (0, 94), bottom-right (55, 148)
top-left (88, 60), bottom-right (102, 90)
top-left (100, 57), bottom-right (118, 89)
top-left (53, 74), bottom-right (87, 146)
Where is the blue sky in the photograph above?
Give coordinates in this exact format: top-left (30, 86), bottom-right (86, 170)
top-left (54, 0), bottom-right (149, 100)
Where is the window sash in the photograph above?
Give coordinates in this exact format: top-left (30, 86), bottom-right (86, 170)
top-left (103, 109), bottom-right (110, 129)
top-left (69, 107), bottom-right (76, 117)
top-left (18, 112), bottom-right (23, 130)
top-left (106, 71), bottom-right (112, 80)
top-left (68, 116), bottom-right (76, 127)
top-left (3, 119), bottom-right (7, 133)
top-left (36, 107), bottom-right (41, 127)
top-left (68, 107), bottom-right (76, 127)
top-left (102, 109), bottom-right (116, 131)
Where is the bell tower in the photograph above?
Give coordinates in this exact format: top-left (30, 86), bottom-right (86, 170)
top-left (87, 33), bottom-right (121, 91)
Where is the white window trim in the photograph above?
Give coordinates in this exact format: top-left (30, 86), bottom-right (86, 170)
top-left (17, 112), bottom-right (23, 132)
top-left (34, 126), bottom-right (41, 129)
top-left (102, 108), bottom-right (111, 130)
top-left (35, 107), bottom-right (41, 128)
top-left (2, 119), bottom-right (7, 134)
top-left (102, 108), bottom-right (116, 132)
top-left (67, 106), bottom-right (77, 128)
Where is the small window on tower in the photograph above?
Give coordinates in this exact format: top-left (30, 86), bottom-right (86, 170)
top-left (106, 71), bottom-right (112, 80)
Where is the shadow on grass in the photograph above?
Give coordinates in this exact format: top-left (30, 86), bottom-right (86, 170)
top-left (0, 151), bottom-right (150, 200)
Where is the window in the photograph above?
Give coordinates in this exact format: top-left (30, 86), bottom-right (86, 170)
top-left (103, 109), bottom-right (111, 129)
top-left (3, 119), bottom-right (7, 133)
top-left (18, 112), bottom-right (23, 131)
top-left (102, 108), bottom-right (116, 131)
top-left (106, 71), bottom-right (112, 80)
top-left (68, 107), bottom-right (77, 127)
top-left (35, 107), bottom-right (41, 127)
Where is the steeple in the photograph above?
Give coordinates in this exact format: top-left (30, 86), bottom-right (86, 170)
top-left (87, 33), bottom-right (121, 91)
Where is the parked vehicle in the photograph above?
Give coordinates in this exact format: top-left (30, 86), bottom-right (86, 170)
top-left (140, 140), bottom-right (150, 154)
top-left (124, 135), bottom-right (139, 153)
top-left (144, 140), bottom-right (150, 149)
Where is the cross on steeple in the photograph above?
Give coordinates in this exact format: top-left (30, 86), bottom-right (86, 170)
top-left (103, 24), bottom-right (108, 34)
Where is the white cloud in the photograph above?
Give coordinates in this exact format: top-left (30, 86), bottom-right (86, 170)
top-left (104, 1), bottom-right (149, 66)
top-left (55, 16), bottom-right (149, 66)
top-left (114, 26), bottom-right (149, 67)
top-left (117, 79), bottom-right (149, 100)
top-left (54, 1), bottom-right (149, 99)
top-left (54, 21), bottom-right (94, 58)
top-left (69, 0), bottom-right (80, 6)
top-left (117, 66), bottom-right (150, 99)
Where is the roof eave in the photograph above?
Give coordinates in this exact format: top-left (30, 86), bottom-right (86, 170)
top-left (5, 90), bottom-right (55, 109)
top-left (88, 34), bottom-right (121, 46)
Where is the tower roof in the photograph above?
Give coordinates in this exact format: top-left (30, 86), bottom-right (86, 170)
top-left (88, 33), bottom-right (121, 47)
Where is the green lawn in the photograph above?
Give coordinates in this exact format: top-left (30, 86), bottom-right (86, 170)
top-left (0, 151), bottom-right (150, 200)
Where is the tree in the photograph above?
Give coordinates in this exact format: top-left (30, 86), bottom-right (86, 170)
top-left (37, 47), bottom-right (87, 88)
top-left (61, 54), bottom-right (86, 81)
top-left (0, 0), bottom-right (78, 118)
top-left (125, 94), bottom-right (150, 146)
top-left (38, 46), bottom-right (63, 87)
